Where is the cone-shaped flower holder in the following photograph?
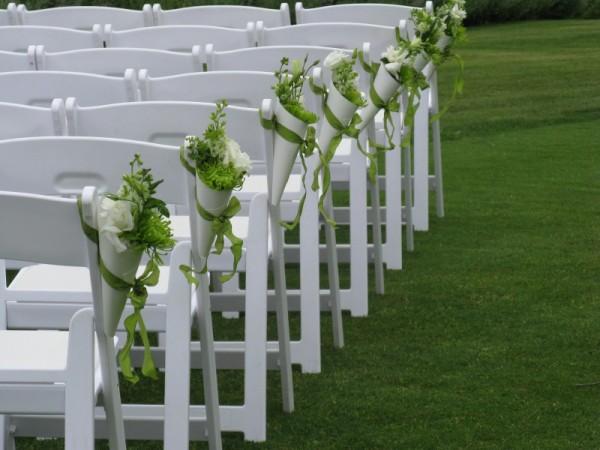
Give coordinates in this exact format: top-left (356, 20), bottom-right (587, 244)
top-left (318, 82), bottom-right (360, 153)
top-left (194, 175), bottom-right (233, 259)
top-left (437, 34), bottom-right (453, 52)
top-left (99, 234), bottom-right (143, 337)
top-left (358, 63), bottom-right (402, 131)
top-left (271, 101), bottom-right (309, 206)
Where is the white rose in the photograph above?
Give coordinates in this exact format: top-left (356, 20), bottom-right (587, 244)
top-left (323, 51), bottom-right (346, 69)
top-left (98, 197), bottom-right (134, 253)
top-left (223, 137), bottom-right (252, 176)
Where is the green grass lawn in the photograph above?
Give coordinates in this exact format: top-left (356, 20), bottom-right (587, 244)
top-left (16, 19), bottom-right (600, 449)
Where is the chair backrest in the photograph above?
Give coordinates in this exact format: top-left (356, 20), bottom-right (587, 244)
top-left (65, 100), bottom-right (269, 171)
top-left (0, 3), bottom-right (19, 26)
top-left (139, 70), bottom-right (274, 107)
top-left (0, 70), bottom-right (138, 106)
top-left (257, 21), bottom-right (396, 63)
top-left (295, 2), bottom-right (416, 27)
top-left (0, 25), bottom-right (104, 53)
top-left (152, 3), bottom-right (290, 27)
top-left (205, 44), bottom-right (350, 93)
top-left (35, 45), bottom-right (202, 77)
top-left (17, 4), bottom-right (153, 30)
top-left (0, 99), bottom-right (65, 138)
top-left (0, 46), bottom-right (36, 72)
top-left (0, 136), bottom-right (187, 207)
top-left (0, 188), bottom-right (98, 270)
top-left (104, 23), bottom-right (255, 52)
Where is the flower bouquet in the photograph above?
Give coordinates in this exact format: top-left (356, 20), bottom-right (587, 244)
top-left (181, 100), bottom-right (251, 283)
top-left (96, 154), bottom-right (175, 383)
top-left (312, 49), bottom-right (365, 224)
top-left (260, 55), bottom-right (320, 229)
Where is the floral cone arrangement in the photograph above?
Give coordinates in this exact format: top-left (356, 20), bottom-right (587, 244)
top-left (180, 100), bottom-right (251, 283)
top-left (80, 154), bottom-right (175, 383)
top-left (356, 0), bottom-right (467, 168)
top-left (311, 49), bottom-right (366, 225)
top-left (260, 55), bottom-right (320, 230)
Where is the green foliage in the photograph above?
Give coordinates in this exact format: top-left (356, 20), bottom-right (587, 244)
top-left (272, 55), bottom-right (319, 124)
top-left (107, 154), bottom-right (175, 264)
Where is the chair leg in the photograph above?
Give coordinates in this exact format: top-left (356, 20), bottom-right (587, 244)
top-left (382, 133), bottom-right (403, 270)
top-left (269, 204), bottom-right (294, 413)
top-left (322, 186), bottom-right (344, 348)
top-left (96, 334), bottom-right (127, 450)
top-left (413, 90), bottom-right (430, 231)
top-left (0, 415), bottom-right (15, 450)
top-left (196, 266), bottom-right (222, 450)
top-left (403, 141), bottom-right (414, 253)
top-left (367, 123), bottom-right (385, 294)
top-left (430, 71), bottom-right (444, 218)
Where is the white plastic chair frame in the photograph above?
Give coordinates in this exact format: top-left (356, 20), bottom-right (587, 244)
top-left (295, 2), bottom-right (414, 28)
top-left (0, 99), bottom-right (65, 139)
top-left (0, 70), bottom-right (138, 106)
top-left (60, 102), bottom-right (290, 439)
top-left (0, 25), bottom-right (104, 52)
top-left (0, 3), bottom-right (18, 25)
top-left (34, 45), bottom-right (202, 77)
top-left (0, 137), bottom-right (223, 448)
top-left (0, 187), bottom-right (126, 450)
top-left (0, 46), bottom-right (36, 72)
top-left (104, 23), bottom-right (256, 52)
top-left (16, 4), bottom-right (153, 30)
top-left (152, 3), bottom-right (290, 28)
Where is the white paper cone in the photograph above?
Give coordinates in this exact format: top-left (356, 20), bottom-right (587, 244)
top-left (194, 175), bottom-right (233, 258)
top-left (318, 82), bottom-right (360, 154)
top-left (358, 63), bottom-right (402, 131)
top-left (99, 234), bottom-right (143, 337)
top-left (271, 101), bottom-right (308, 206)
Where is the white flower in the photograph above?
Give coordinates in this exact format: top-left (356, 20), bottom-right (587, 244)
top-left (223, 137), bottom-right (252, 176)
top-left (384, 62), bottom-right (403, 76)
top-left (323, 51), bottom-right (346, 69)
top-left (98, 197), bottom-right (134, 253)
top-left (451, 4), bottom-right (466, 21)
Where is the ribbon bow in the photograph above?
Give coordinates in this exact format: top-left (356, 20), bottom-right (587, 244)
top-left (77, 198), bottom-right (159, 384)
top-left (259, 109), bottom-right (319, 231)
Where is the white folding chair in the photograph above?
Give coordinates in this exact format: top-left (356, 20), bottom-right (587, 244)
top-left (0, 3), bottom-right (18, 26)
top-left (34, 45), bottom-right (203, 77)
top-left (0, 187), bottom-right (126, 450)
top-left (0, 46), bottom-right (36, 72)
top-left (104, 23), bottom-right (255, 52)
top-left (207, 43), bottom-right (369, 320)
top-left (60, 102), bottom-right (290, 438)
top-left (0, 137), bottom-right (224, 448)
top-left (295, 2), bottom-right (414, 27)
top-left (0, 99), bottom-right (65, 139)
top-left (0, 25), bottom-right (104, 52)
top-left (16, 4), bottom-right (153, 30)
top-left (152, 3), bottom-right (290, 27)
top-left (0, 70), bottom-right (138, 106)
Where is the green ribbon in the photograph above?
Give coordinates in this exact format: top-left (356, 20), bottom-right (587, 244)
top-left (195, 194), bottom-right (243, 283)
top-left (77, 197), bottom-right (158, 384)
top-left (430, 53), bottom-right (464, 124)
top-left (259, 109), bottom-right (319, 231)
top-left (180, 146), bottom-right (245, 283)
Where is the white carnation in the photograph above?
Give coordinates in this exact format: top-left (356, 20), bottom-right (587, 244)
top-left (323, 51), bottom-right (346, 69)
top-left (98, 197), bottom-right (134, 253)
top-left (384, 62), bottom-right (402, 76)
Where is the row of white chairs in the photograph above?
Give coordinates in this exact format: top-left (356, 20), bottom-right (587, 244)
top-left (1, 2), bottom-right (418, 30)
top-left (0, 99), bottom-right (301, 447)
top-left (0, 2), bottom-right (289, 29)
